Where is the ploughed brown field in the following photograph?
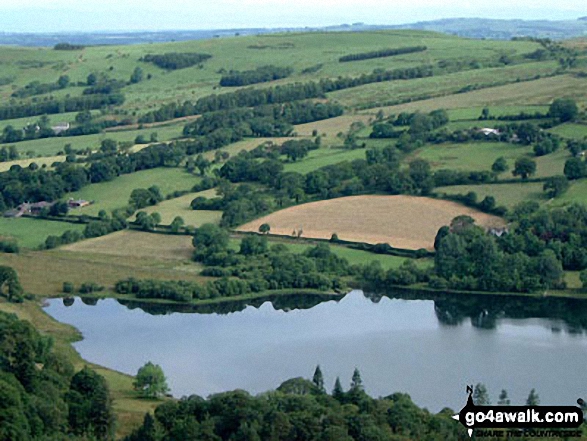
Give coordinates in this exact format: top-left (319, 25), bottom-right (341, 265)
top-left (238, 195), bottom-right (505, 250)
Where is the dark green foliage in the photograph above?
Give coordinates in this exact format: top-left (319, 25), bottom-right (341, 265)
top-left (429, 205), bottom-right (587, 292)
top-left (139, 65), bottom-right (432, 124)
top-left (66, 366), bottom-right (115, 439)
top-left (54, 43), bottom-right (85, 50)
top-left (543, 176), bottom-right (569, 198)
top-left (129, 186), bottom-right (163, 209)
top-left (126, 366), bottom-right (464, 441)
top-left (492, 156), bottom-right (508, 173)
top-left (219, 65), bottom-right (293, 87)
top-left (0, 240), bottom-right (19, 254)
top-left (339, 45), bottom-right (427, 62)
top-left (564, 157), bottom-right (586, 180)
top-left (549, 98), bottom-right (578, 122)
top-left (133, 362), bottom-right (169, 398)
top-left (141, 52), bottom-right (212, 70)
top-left (473, 383), bottom-right (490, 405)
top-left (130, 67), bottom-right (144, 84)
top-left (0, 266), bottom-right (23, 302)
top-left (512, 156), bottom-right (537, 180)
top-left (0, 93), bottom-right (124, 121)
top-left (312, 365), bottom-right (325, 393)
top-left (526, 388), bottom-right (540, 406)
top-left (0, 311), bottom-right (113, 440)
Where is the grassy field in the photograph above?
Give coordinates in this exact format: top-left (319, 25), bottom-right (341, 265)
top-left (361, 75), bottom-right (587, 116)
top-left (67, 167), bottom-right (199, 215)
top-left (0, 154), bottom-right (66, 172)
top-left (7, 122), bottom-right (186, 157)
top-left (0, 233), bottom-right (208, 297)
top-left (238, 195), bottom-right (505, 250)
top-left (551, 178), bottom-right (587, 206)
top-left (549, 123), bottom-right (587, 140)
top-left (434, 182), bottom-right (546, 208)
top-left (446, 105), bottom-right (550, 121)
top-left (0, 217), bottom-right (86, 248)
top-left (283, 147), bottom-right (367, 173)
top-left (138, 192), bottom-right (223, 226)
top-left (0, 30), bottom-right (543, 115)
top-left (413, 141), bottom-right (531, 174)
top-left (329, 61), bottom-right (561, 109)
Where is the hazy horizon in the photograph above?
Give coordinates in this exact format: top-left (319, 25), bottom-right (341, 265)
top-left (0, 0), bottom-right (584, 33)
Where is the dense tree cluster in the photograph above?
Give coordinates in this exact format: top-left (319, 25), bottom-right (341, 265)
top-left (339, 45), bottom-right (427, 62)
top-left (0, 311), bottom-right (115, 440)
top-left (125, 367), bottom-right (464, 441)
top-left (184, 101), bottom-right (343, 137)
top-left (53, 42), bottom-right (85, 50)
top-left (370, 109), bottom-right (449, 139)
top-left (140, 52), bottom-right (212, 70)
top-left (219, 65), bottom-right (294, 87)
top-left (0, 93), bottom-right (124, 121)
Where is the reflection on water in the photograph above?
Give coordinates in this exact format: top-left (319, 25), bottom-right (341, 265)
top-left (48, 290), bottom-right (587, 412)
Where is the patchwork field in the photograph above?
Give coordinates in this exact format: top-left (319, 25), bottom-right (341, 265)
top-left (61, 230), bottom-right (194, 260)
top-left (0, 155), bottom-right (66, 172)
top-left (0, 217), bottom-right (86, 249)
top-left (413, 142), bottom-right (531, 174)
top-left (434, 182), bottom-right (545, 208)
top-left (330, 61), bottom-right (561, 109)
top-left (137, 192), bottom-right (222, 226)
top-left (362, 75), bottom-right (587, 116)
top-left (238, 195), bottom-right (505, 250)
top-left (67, 167), bottom-right (199, 215)
top-left (282, 147), bottom-right (368, 174)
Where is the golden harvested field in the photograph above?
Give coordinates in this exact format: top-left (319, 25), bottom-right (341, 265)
top-left (61, 230), bottom-right (194, 260)
top-left (238, 195), bottom-right (505, 250)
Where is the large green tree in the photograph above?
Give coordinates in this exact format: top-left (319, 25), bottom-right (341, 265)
top-left (133, 362), bottom-right (169, 399)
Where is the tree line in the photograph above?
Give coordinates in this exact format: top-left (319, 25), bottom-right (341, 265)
top-left (125, 365), bottom-right (467, 441)
top-left (339, 45), bottom-right (427, 62)
top-left (140, 52), bottom-right (212, 69)
top-left (219, 65), bottom-right (294, 87)
top-left (0, 93), bottom-right (124, 121)
top-left (138, 64), bottom-right (433, 123)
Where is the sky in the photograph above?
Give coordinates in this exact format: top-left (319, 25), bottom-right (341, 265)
top-left (0, 0), bottom-right (584, 32)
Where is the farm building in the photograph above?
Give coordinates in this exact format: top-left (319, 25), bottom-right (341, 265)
top-left (51, 122), bottom-right (70, 134)
top-left (67, 198), bottom-right (91, 209)
top-left (479, 128), bottom-right (501, 136)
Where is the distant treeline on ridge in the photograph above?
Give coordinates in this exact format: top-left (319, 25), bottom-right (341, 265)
top-left (339, 45), bottom-right (427, 62)
top-left (140, 52), bottom-right (212, 70)
top-left (219, 65), bottom-right (294, 87)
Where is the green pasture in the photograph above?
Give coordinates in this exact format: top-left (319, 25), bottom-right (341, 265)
top-left (549, 123), bottom-right (587, 140)
top-left (66, 167), bottom-right (200, 216)
top-left (413, 141), bottom-right (531, 173)
top-left (328, 61), bottom-right (560, 109)
top-left (0, 217), bottom-right (86, 249)
top-left (282, 147), bottom-right (366, 174)
top-left (434, 182), bottom-right (546, 208)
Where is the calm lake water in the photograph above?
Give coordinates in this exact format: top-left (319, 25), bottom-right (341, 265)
top-left (44, 290), bottom-right (587, 412)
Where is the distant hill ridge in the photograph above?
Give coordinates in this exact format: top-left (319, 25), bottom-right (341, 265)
top-left (0, 17), bottom-right (586, 46)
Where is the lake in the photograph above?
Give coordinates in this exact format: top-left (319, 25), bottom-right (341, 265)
top-left (44, 290), bottom-right (587, 412)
